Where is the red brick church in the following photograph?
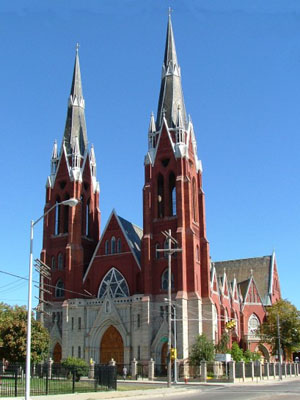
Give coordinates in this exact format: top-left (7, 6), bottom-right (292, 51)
top-left (40, 15), bottom-right (281, 365)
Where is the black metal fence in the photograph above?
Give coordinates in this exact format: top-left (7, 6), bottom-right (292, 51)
top-left (0, 362), bottom-right (117, 397)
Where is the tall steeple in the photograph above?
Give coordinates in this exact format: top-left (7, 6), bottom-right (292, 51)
top-left (156, 13), bottom-right (187, 130)
top-left (63, 44), bottom-right (88, 157)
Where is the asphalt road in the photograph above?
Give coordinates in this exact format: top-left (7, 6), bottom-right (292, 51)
top-left (151, 381), bottom-right (300, 400)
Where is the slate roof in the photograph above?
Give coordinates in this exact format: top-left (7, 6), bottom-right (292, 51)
top-left (214, 256), bottom-right (273, 306)
top-left (118, 216), bottom-right (143, 263)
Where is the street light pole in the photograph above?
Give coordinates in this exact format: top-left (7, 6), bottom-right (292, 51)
top-left (277, 314), bottom-right (282, 381)
top-left (25, 198), bottom-right (79, 400)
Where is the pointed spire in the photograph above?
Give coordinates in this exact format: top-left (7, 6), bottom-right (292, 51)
top-left (51, 140), bottom-right (58, 160)
top-left (90, 144), bottom-right (97, 177)
top-left (51, 140), bottom-right (58, 175)
top-left (148, 112), bottom-right (156, 134)
top-left (63, 44), bottom-right (88, 157)
top-left (72, 136), bottom-right (81, 169)
top-left (156, 13), bottom-right (187, 130)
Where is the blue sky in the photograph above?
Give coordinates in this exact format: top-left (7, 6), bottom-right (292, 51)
top-left (1, 0), bottom-right (299, 309)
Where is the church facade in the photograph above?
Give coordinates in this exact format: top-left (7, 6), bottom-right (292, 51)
top-left (40, 16), bottom-right (281, 366)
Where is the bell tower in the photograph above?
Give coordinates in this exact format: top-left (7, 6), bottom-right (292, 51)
top-left (141, 15), bottom-right (212, 353)
top-left (41, 47), bottom-right (100, 302)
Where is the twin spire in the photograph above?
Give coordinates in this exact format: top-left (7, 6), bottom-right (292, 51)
top-left (156, 13), bottom-right (187, 131)
top-left (63, 44), bottom-right (88, 157)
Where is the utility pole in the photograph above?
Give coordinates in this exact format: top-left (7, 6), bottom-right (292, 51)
top-left (157, 230), bottom-right (181, 387)
top-left (277, 314), bottom-right (282, 380)
top-left (34, 259), bottom-right (52, 324)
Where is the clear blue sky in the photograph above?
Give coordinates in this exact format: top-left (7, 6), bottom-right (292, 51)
top-left (1, 0), bottom-right (299, 309)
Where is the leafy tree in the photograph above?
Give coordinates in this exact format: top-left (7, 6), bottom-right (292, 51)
top-left (0, 302), bottom-right (50, 362)
top-left (215, 332), bottom-right (230, 354)
top-left (260, 299), bottom-right (300, 358)
top-left (189, 334), bottom-right (215, 365)
top-left (62, 357), bottom-right (89, 381)
top-left (230, 342), bottom-right (244, 362)
top-left (243, 349), bottom-right (261, 363)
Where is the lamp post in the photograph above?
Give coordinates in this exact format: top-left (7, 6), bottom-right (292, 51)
top-left (25, 198), bottom-right (79, 400)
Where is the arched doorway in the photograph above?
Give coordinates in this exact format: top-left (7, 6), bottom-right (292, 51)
top-left (160, 342), bottom-right (168, 377)
top-left (100, 326), bottom-right (124, 365)
top-left (53, 342), bottom-right (62, 363)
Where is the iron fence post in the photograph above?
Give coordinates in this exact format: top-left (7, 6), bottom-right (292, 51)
top-left (14, 369), bottom-right (18, 397)
top-left (72, 370), bottom-right (75, 393)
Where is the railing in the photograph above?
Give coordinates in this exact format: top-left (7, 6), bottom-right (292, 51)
top-left (0, 362), bottom-right (117, 397)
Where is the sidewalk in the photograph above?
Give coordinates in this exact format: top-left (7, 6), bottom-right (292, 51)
top-left (5, 376), bottom-right (300, 400)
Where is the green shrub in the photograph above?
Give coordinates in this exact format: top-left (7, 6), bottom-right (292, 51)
top-left (189, 334), bottom-right (215, 365)
top-left (230, 342), bottom-right (244, 362)
top-left (61, 357), bottom-right (89, 381)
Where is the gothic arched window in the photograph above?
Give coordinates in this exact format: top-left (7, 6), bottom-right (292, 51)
top-left (63, 195), bottom-right (69, 233)
top-left (192, 178), bottom-right (197, 222)
top-left (111, 236), bottom-right (116, 254)
top-left (58, 253), bottom-right (64, 270)
top-left (105, 240), bottom-right (109, 255)
top-left (248, 314), bottom-right (260, 336)
top-left (54, 197), bottom-right (61, 235)
top-left (157, 174), bottom-right (164, 218)
top-left (213, 304), bottom-right (219, 343)
top-left (51, 256), bottom-right (56, 270)
top-left (117, 238), bottom-right (121, 253)
top-left (80, 195), bottom-right (85, 235)
top-left (98, 268), bottom-right (130, 298)
top-left (161, 269), bottom-right (174, 291)
top-left (85, 199), bottom-right (90, 237)
top-left (55, 280), bottom-right (65, 298)
top-left (196, 245), bottom-right (200, 262)
top-left (155, 243), bottom-right (160, 259)
top-left (234, 311), bottom-right (239, 336)
top-left (169, 172), bottom-right (176, 216)
top-left (164, 238), bottom-right (168, 258)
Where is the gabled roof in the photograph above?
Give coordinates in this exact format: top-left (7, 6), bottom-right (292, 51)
top-left (215, 256), bottom-right (273, 306)
top-left (118, 216), bottom-right (143, 263)
top-left (83, 210), bottom-right (143, 283)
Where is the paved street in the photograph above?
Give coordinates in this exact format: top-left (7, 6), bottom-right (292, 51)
top-left (6, 378), bottom-right (300, 400)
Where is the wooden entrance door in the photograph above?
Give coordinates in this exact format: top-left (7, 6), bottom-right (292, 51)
top-left (100, 325), bottom-right (124, 364)
top-left (53, 342), bottom-right (62, 363)
top-left (161, 342), bottom-right (168, 366)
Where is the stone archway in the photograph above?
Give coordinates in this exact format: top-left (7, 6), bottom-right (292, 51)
top-left (53, 342), bottom-right (62, 363)
top-left (100, 325), bottom-right (124, 365)
top-left (257, 344), bottom-right (270, 362)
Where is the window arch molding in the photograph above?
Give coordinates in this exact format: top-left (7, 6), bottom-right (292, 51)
top-left (105, 240), bottom-right (109, 255)
top-left (63, 194), bottom-right (70, 233)
top-left (54, 197), bottom-right (61, 235)
top-left (161, 268), bottom-right (174, 291)
top-left (169, 172), bottom-right (176, 216)
top-left (98, 267), bottom-right (130, 298)
top-left (111, 236), bottom-right (116, 254)
top-left (57, 253), bottom-right (64, 270)
top-left (248, 313), bottom-right (260, 336)
top-left (55, 279), bottom-right (65, 298)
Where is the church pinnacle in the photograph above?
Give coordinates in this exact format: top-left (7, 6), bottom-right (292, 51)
top-left (156, 13), bottom-right (187, 130)
top-left (63, 45), bottom-right (88, 157)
